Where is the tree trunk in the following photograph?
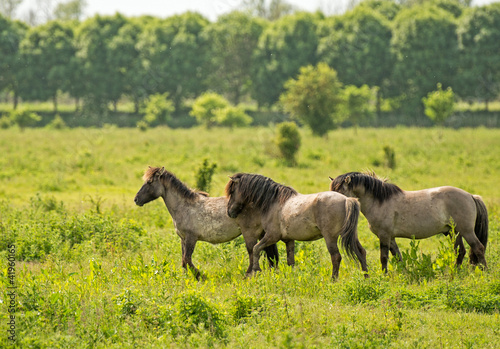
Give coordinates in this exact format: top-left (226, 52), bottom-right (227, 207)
top-left (13, 90), bottom-right (19, 110)
top-left (53, 94), bottom-right (58, 114)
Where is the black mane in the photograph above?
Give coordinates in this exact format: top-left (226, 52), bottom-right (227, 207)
top-left (331, 172), bottom-right (403, 203)
top-left (144, 167), bottom-right (203, 201)
top-left (225, 173), bottom-right (297, 213)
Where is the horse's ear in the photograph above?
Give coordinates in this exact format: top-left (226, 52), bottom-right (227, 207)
top-left (155, 167), bottom-right (165, 177)
top-left (229, 175), bottom-right (240, 184)
top-left (344, 176), bottom-right (351, 184)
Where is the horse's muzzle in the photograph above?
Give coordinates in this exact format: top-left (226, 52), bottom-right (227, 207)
top-left (134, 196), bottom-right (143, 207)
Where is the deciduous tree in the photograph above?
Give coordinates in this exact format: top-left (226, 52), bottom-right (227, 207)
top-left (456, 3), bottom-right (500, 110)
top-left (279, 62), bottom-right (343, 137)
top-left (251, 12), bottom-right (322, 108)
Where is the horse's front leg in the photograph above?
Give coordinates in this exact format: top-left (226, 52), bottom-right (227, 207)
top-left (243, 235), bottom-right (258, 277)
top-left (182, 233), bottom-right (201, 280)
top-left (252, 233), bottom-right (280, 274)
top-left (285, 240), bottom-right (295, 266)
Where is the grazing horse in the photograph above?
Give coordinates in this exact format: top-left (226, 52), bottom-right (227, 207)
top-left (225, 173), bottom-right (368, 279)
top-left (329, 172), bottom-right (488, 272)
top-left (134, 167), bottom-right (280, 279)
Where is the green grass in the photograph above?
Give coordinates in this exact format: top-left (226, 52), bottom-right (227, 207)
top-left (0, 126), bottom-right (499, 348)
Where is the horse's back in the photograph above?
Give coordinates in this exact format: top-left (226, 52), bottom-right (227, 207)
top-left (279, 192), bottom-right (348, 240)
top-left (390, 186), bottom-right (477, 237)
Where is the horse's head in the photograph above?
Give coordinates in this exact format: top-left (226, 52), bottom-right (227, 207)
top-left (225, 174), bottom-right (246, 218)
top-left (329, 173), bottom-right (356, 197)
top-left (134, 166), bottom-right (165, 206)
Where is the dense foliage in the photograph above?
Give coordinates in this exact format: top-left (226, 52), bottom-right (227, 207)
top-left (1, 1), bottom-right (499, 121)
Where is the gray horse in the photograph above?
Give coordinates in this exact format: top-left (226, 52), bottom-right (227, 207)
top-left (330, 172), bottom-right (488, 272)
top-left (134, 167), bottom-right (280, 279)
top-left (225, 173), bottom-right (368, 279)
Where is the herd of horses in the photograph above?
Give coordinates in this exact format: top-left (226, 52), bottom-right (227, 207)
top-left (134, 166), bottom-right (488, 280)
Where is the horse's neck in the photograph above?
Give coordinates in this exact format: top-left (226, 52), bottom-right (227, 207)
top-left (354, 190), bottom-right (380, 218)
top-left (161, 184), bottom-right (195, 220)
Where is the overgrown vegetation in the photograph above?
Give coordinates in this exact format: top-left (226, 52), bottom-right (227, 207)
top-left (0, 127), bottom-right (499, 347)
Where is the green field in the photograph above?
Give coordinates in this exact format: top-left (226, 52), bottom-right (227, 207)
top-left (1, 126), bottom-right (500, 348)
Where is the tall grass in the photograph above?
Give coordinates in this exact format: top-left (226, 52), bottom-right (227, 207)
top-left (0, 127), bottom-right (499, 347)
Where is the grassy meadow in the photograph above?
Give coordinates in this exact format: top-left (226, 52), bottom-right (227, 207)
top-left (1, 126), bottom-right (500, 348)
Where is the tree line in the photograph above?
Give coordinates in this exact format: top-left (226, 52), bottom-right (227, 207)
top-left (1, 0), bottom-right (499, 122)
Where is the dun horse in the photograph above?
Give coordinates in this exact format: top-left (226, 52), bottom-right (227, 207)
top-left (330, 172), bottom-right (488, 272)
top-left (225, 173), bottom-right (368, 279)
top-left (134, 167), bottom-right (280, 279)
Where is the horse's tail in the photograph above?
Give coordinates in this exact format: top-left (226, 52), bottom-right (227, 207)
top-left (472, 195), bottom-right (488, 250)
top-left (340, 198), bottom-right (366, 266)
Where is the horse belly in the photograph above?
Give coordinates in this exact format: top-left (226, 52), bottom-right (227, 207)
top-left (392, 197), bottom-right (450, 238)
top-left (178, 203), bottom-right (241, 244)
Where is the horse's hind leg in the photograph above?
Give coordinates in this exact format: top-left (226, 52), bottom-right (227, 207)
top-left (390, 238), bottom-right (402, 261)
top-left (263, 244), bottom-right (279, 268)
top-left (324, 236), bottom-right (342, 280)
top-left (285, 240), bottom-right (295, 266)
top-left (461, 232), bottom-right (487, 268)
top-left (454, 235), bottom-right (466, 267)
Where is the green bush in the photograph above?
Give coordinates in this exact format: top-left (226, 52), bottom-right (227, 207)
top-left (195, 158), bottom-right (217, 192)
top-left (0, 115), bottom-right (12, 128)
top-left (190, 92), bottom-right (229, 128)
top-left (422, 83), bottom-right (455, 125)
top-left (275, 121), bottom-right (301, 165)
top-left (46, 114), bottom-right (67, 129)
top-left (392, 238), bottom-right (435, 283)
top-left (341, 275), bottom-right (388, 304)
top-left (141, 93), bottom-right (175, 126)
top-left (383, 145), bottom-right (396, 169)
top-left (175, 291), bottom-right (226, 338)
top-left (214, 106), bottom-right (252, 128)
top-left (9, 108), bottom-right (42, 131)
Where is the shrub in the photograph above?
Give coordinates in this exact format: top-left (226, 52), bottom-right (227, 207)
top-left (175, 291), bottom-right (226, 338)
top-left (0, 115), bottom-right (12, 129)
top-left (340, 84), bottom-right (375, 131)
top-left (275, 122), bottom-right (301, 165)
top-left (195, 158), bottom-right (217, 192)
top-left (214, 106), bottom-right (252, 128)
top-left (231, 293), bottom-right (264, 322)
top-left (141, 93), bottom-right (175, 126)
top-left (46, 114), bottom-right (67, 129)
top-left (190, 92), bottom-right (229, 128)
top-left (136, 120), bottom-right (149, 131)
top-left (279, 63), bottom-right (343, 137)
top-left (393, 238), bottom-right (435, 283)
top-left (383, 145), bottom-right (396, 169)
top-left (422, 83), bottom-right (455, 125)
top-left (10, 108), bottom-right (41, 131)
top-left (341, 275), bottom-right (388, 305)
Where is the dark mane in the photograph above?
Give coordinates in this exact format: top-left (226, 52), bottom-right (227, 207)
top-left (330, 172), bottom-right (403, 203)
top-left (143, 167), bottom-right (203, 202)
top-left (225, 173), bottom-right (297, 213)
